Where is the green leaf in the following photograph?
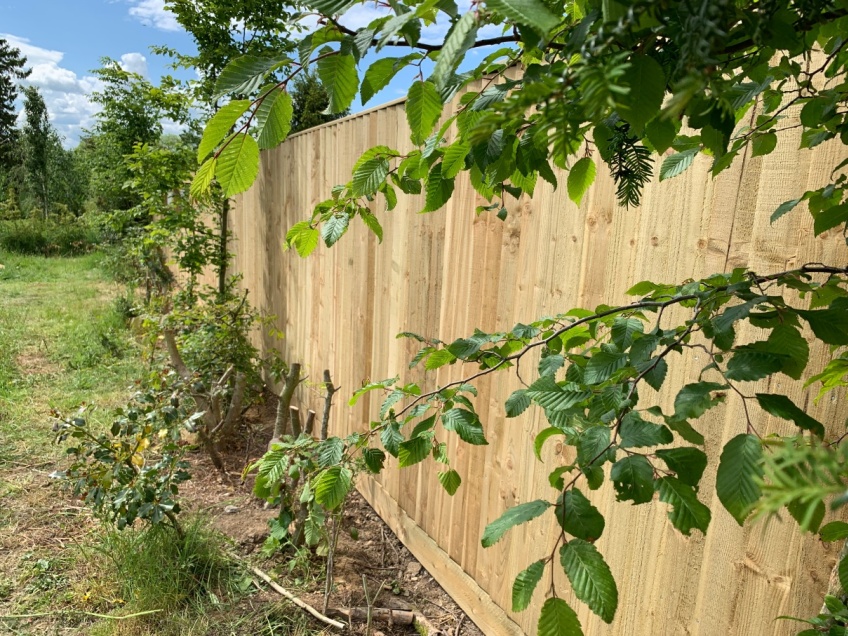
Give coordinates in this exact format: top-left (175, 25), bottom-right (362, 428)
top-left (660, 148), bottom-right (698, 181)
top-left (560, 539), bottom-right (619, 623)
top-left (438, 469), bottom-right (462, 495)
top-left (567, 157), bottom-right (596, 206)
top-left (787, 498), bottom-right (825, 533)
top-left (424, 163), bottom-right (455, 212)
top-left (481, 500), bottom-right (552, 547)
top-left (619, 412), bottom-right (672, 448)
top-left (512, 560), bottom-right (545, 612)
top-left (317, 52), bottom-right (358, 114)
top-left (425, 348), bottom-right (456, 370)
top-left (527, 376), bottom-right (590, 411)
top-left (214, 56), bottom-right (284, 100)
top-left (308, 0), bottom-right (357, 15)
top-left (381, 421), bottom-right (403, 457)
top-left (584, 350), bottom-right (628, 384)
top-left (645, 116), bottom-right (676, 154)
top-left (360, 210), bottom-right (384, 242)
top-left (486, 0), bottom-right (559, 35)
top-left (321, 214), bottom-right (350, 247)
top-left (618, 54), bottom-right (666, 134)
top-left (351, 157), bottom-right (390, 197)
top-left (725, 348), bottom-right (785, 381)
top-left (641, 358), bottom-right (668, 391)
top-left (813, 202), bottom-right (848, 236)
top-left (755, 393), bottom-right (825, 438)
top-left (770, 197), bottom-right (803, 223)
top-left (505, 389), bottom-right (531, 418)
top-left (716, 434), bottom-right (763, 525)
top-left (751, 132), bottom-right (777, 157)
top-left (537, 598), bottom-right (582, 636)
top-left (256, 89), bottom-right (293, 150)
top-left (576, 426), bottom-right (611, 468)
top-left (431, 12), bottom-right (478, 90)
top-left (821, 521), bottom-right (848, 542)
top-left (285, 221), bottom-right (320, 258)
top-left (611, 318), bottom-right (644, 349)
top-left (407, 81), bottom-right (443, 146)
top-left (534, 427), bottom-right (563, 461)
top-left (398, 436), bottom-right (431, 467)
top-left (215, 133), bottom-right (260, 197)
top-left (655, 447), bottom-right (707, 487)
top-left (610, 455), bottom-right (654, 504)
top-left (765, 325), bottom-right (809, 380)
top-left (673, 382), bottom-right (726, 420)
top-left (363, 448), bottom-right (386, 474)
top-left (361, 57), bottom-right (410, 105)
top-left (555, 489), bottom-right (605, 541)
top-left (797, 301), bottom-right (848, 345)
top-left (190, 157), bottom-right (217, 198)
top-left (441, 141), bottom-right (470, 179)
top-left (539, 353), bottom-right (565, 377)
top-left (656, 476), bottom-right (711, 535)
top-left (198, 99), bottom-right (250, 161)
top-left (441, 408), bottom-right (487, 445)
top-left (313, 466), bottom-right (352, 510)
top-left (317, 437), bottom-right (344, 467)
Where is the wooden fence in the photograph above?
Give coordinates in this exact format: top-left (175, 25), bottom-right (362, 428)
top-left (225, 90), bottom-right (848, 635)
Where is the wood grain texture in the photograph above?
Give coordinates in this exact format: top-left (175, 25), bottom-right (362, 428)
top-left (222, 91), bottom-right (848, 635)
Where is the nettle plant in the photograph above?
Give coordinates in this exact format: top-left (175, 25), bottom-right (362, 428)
top-left (193, 0), bottom-right (848, 632)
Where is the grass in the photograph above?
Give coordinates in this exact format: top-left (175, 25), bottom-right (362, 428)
top-left (0, 251), bottom-right (320, 635)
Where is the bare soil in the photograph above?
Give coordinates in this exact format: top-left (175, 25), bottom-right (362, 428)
top-left (181, 390), bottom-right (486, 636)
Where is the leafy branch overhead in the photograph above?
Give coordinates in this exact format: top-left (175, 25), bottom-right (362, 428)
top-left (196, 0), bottom-right (848, 633)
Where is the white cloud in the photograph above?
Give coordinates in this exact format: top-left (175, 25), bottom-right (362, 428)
top-left (1, 33), bottom-right (103, 146)
top-left (120, 52), bottom-right (149, 78)
top-left (128, 0), bottom-right (180, 32)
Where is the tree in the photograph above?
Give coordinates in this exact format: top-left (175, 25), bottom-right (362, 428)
top-left (0, 38), bottom-right (29, 170)
top-left (21, 86), bottom-right (52, 217)
top-left (197, 1), bottom-right (848, 634)
top-left (155, 0), bottom-right (303, 297)
top-left (289, 70), bottom-right (348, 133)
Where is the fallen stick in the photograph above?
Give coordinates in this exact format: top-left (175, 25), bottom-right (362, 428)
top-left (326, 607), bottom-right (447, 635)
top-left (251, 566), bottom-right (346, 630)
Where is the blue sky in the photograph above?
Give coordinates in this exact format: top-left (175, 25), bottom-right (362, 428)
top-left (3, 0), bottom-right (504, 147)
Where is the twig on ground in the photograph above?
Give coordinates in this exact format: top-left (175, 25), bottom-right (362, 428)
top-left (251, 565), bottom-right (346, 629)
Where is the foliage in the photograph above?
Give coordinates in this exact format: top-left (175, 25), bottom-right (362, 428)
top-left (53, 374), bottom-right (192, 535)
top-left (21, 86), bottom-right (52, 217)
top-left (0, 218), bottom-right (100, 256)
top-left (194, 0), bottom-right (848, 632)
top-left (0, 38), bottom-right (29, 170)
top-left (290, 70), bottom-right (349, 133)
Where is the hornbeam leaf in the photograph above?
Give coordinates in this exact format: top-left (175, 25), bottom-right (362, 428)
top-left (190, 158), bottom-right (217, 198)
top-left (313, 466), bottom-right (352, 509)
top-left (198, 99), bottom-right (249, 161)
top-left (610, 455), bottom-right (655, 504)
top-left (567, 157), bottom-right (596, 206)
top-left (660, 148), bottom-right (698, 180)
top-left (351, 157), bottom-right (390, 197)
top-left (424, 163), bottom-right (455, 212)
top-left (321, 214), bottom-right (350, 247)
top-left (308, 0), bottom-right (358, 13)
top-left (317, 51), bottom-right (358, 114)
top-left (527, 375), bottom-right (591, 411)
top-left (655, 447), bottom-right (707, 487)
top-left (398, 436), bottom-right (430, 467)
top-left (725, 347), bottom-right (785, 381)
top-left (481, 500), bottom-right (552, 547)
top-left (431, 12), bottom-right (478, 90)
top-left (555, 489), bottom-right (605, 541)
top-left (361, 57), bottom-right (414, 105)
top-left (657, 476), bottom-right (711, 535)
top-left (673, 382), bottom-right (726, 420)
top-left (505, 389), bottom-right (531, 417)
top-left (619, 412), bottom-right (672, 448)
top-left (537, 598), bottom-right (582, 636)
top-left (716, 434), bottom-right (763, 525)
top-left (438, 469), bottom-right (462, 495)
top-left (256, 88), bottom-right (293, 150)
top-left (821, 521), bottom-right (848, 542)
top-left (486, 0), bottom-right (560, 35)
top-left (840, 557), bottom-right (848, 599)
top-left (559, 539), bottom-right (619, 623)
top-left (755, 393), bottom-right (826, 438)
top-left (441, 140), bottom-right (470, 179)
top-left (362, 447), bottom-right (386, 473)
top-left (618, 54), bottom-right (666, 134)
top-left (407, 80), bottom-right (443, 146)
top-left (214, 56), bottom-right (286, 100)
top-left (215, 133), bottom-right (259, 197)
top-left (512, 560), bottom-right (545, 612)
top-left (441, 408), bottom-right (487, 445)
top-left (285, 221), bottom-right (320, 258)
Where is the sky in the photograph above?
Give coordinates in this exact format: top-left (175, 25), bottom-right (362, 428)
top-left (2, 0), bottom-right (506, 147)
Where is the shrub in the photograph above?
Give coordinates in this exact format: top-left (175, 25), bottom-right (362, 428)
top-left (0, 218), bottom-right (100, 256)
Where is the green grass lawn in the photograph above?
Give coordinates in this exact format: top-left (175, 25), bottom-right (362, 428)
top-left (0, 251), bottom-right (314, 635)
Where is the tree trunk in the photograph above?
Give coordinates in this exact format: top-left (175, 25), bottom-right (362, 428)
top-left (271, 363), bottom-right (302, 444)
top-left (217, 197), bottom-right (229, 299)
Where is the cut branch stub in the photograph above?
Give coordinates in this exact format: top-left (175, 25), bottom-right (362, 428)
top-left (271, 362), bottom-right (302, 444)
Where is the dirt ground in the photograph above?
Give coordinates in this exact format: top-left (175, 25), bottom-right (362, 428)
top-left (180, 391), bottom-right (486, 636)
